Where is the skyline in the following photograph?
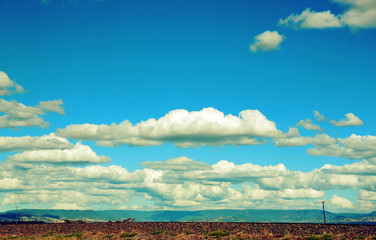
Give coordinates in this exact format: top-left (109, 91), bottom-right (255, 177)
top-left (0, 0), bottom-right (375, 213)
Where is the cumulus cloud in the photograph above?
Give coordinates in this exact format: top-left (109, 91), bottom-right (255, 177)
top-left (314, 110), bottom-right (325, 122)
top-left (0, 98), bottom-right (65, 129)
top-left (359, 190), bottom-right (376, 200)
top-left (142, 156), bottom-right (211, 171)
top-left (249, 31), bottom-right (284, 52)
top-left (330, 113), bottom-right (364, 127)
top-left (0, 178), bottom-right (26, 191)
top-left (57, 107), bottom-right (281, 147)
top-left (279, 0), bottom-right (376, 29)
top-left (39, 99), bottom-right (65, 115)
top-left (308, 134), bottom-right (376, 161)
top-left (6, 143), bottom-right (111, 165)
top-left (279, 8), bottom-right (341, 29)
top-left (0, 133), bottom-right (73, 152)
top-left (274, 132), bottom-right (335, 147)
top-left (321, 160), bottom-right (376, 176)
top-left (335, 0), bottom-right (376, 28)
top-left (275, 136), bottom-right (313, 147)
top-left (296, 119), bottom-right (323, 131)
top-left (0, 71), bottom-right (25, 96)
top-left (2, 155), bottom-right (376, 211)
top-left (329, 194), bottom-right (354, 208)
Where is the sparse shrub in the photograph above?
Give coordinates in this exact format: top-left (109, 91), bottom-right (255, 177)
top-left (230, 236), bottom-right (244, 240)
top-left (42, 231), bottom-right (54, 237)
top-left (64, 232), bottom-right (83, 238)
top-left (209, 230), bottom-right (230, 238)
top-left (150, 230), bottom-right (174, 236)
top-left (306, 235), bottom-right (320, 240)
top-left (306, 233), bottom-right (336, 240)
top-left (121, 232), bottom-right (137, 238)
top-left (321, 233), bottom-right (336, 240)
top-left (102, 234), bottom-right (114, 239)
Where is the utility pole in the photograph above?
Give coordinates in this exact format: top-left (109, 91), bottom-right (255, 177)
top-left (322, 201), bottom-right (326, 224)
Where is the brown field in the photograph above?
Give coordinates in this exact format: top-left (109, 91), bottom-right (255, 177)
top-left (1, 222), bottom-right (376, 239)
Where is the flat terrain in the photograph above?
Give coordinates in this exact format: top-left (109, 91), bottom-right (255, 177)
top-left (1, 222), bottom-right (376, 239)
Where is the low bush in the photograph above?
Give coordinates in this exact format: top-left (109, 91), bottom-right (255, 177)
top-left (208, 230), bottom-right (230, 238)
top-left (120, 232), bottom-right (137, 238)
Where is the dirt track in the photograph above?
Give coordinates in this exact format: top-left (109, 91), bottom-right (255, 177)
top-left (1, 222), bottom-right (376, 239)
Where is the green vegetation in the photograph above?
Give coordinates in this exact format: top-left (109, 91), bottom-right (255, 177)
top-left (150, 230), bottom-right (174, 236)
top-left (102, 234), bottom-right (113, 239)
top-left (41, 231), bottom-right (54, 238)
top-left (63, 232), bottom-right (82, 238)
top-left (306, 233), bottom-right (336, 240)
top-left (120, 232), bottom-right (137, 238)
top-left (208, 230), bottom-right (230, 238)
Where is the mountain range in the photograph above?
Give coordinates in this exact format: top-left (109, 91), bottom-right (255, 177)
top-left (1, 209), bottom-right (375, 224)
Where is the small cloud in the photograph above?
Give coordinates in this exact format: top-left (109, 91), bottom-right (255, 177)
top-left (296, 119), bottom-right (323, 131)
top-left (313, 110), bottom-right (325, 122)
top-left (141, 156), bottom-right (211, 171)
top-left (39, 99), bottom-right (65, 115)
top-left (6, 143), bottom-right (111, 165)
top-left (279, 1), bottom-right (376, 30)
top-left (0, 133), bottom-right (73, 153)
top-left (334, 0), bottom-right (376, 28)
top-left (329, 194), bottom-right (354, 209)
top-left (279, 8), bottom-right (341, 29)
top-left (0, 71), bottom-right (25, 96)
top-left (250, 31), bottom-right (285, 53)
top-left (330, 113), bottom-right (364, 127)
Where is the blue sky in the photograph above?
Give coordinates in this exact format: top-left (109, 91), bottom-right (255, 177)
top-left (0, 0), bottom-right (375, 212)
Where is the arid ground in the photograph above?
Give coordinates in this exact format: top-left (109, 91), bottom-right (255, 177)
top-left (1, 222), bottom-right (376, 239)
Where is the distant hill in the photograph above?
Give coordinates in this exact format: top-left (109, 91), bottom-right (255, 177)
top-left (1, 209), bottom-right (375, 224)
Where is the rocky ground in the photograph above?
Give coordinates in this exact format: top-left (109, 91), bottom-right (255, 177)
top-left (1, 222), bottom-right (376, 239)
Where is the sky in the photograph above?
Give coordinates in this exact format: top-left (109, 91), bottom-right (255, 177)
top-left (0, 0), bottom-right (375, 213)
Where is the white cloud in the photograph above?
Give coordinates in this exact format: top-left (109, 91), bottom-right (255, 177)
top-left (39, 99), bottom-right (65, 115)
top-left (0, 98), bottom-right (66, 129)
top-left (274, 132), bottom-right (335, 147)
top-left (0, 133), bottom-right (73, 152)
top-left (329, 194), bottom-right (354, 208)
top-left (279, 8), bottom-right (341, 29)
top-left (314, 110), bottom-right (325, 122)
top-left (296, 119), bottom-right (323, 131)
top-left (0, 71), bottom-right (25, 96)
top-left (275, 136), bottom-right (313, 147)
top-left (0, 99), bottom-right (61, 129)
top-left (330, 113), bottom-right (363, 127)
top-left (0, 178), bottom-right (26, 190)
top-left (320, 160), bottom-right (376, 175)
top-left (141, 156), bottom-right (211, 171)
top-left (52, 203), bottom-right (85, 210)
top-left (359, 190), bottom-right (376, 200)
top-left (308, 134), bottom-right (376, 160)
top-left (249, 31), bottom-right (284, 52)
top-left (6, 143), bottom-right (111, 165)
top-left (279, 0), bottom-right (376, 29)
top-left (3, 155), bottom-right (376, 211)
top-left (57, 107), bottom-right (281, 147)
top-left (334, 0), bottom-right (376, 28)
